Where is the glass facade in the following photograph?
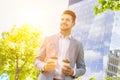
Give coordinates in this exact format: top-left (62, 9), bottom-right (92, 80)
top-left (69, 0), bottom-right (115, 80)
top-left (106, 50), bottom-right (120, 77)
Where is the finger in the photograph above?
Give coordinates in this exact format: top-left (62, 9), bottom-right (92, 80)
top-left (62, 68), bottom-right (67, 73)
top-left (62, 68), bottom-right (70, 75)
top-left (63, 70), bottom-right (70, 76)
top-left (62, 67), bottom-right (68, 73)
top-left (62, 67), bottom-right (71, 73)
top-left (64, 65), bottom-right (71, 69)
top-left (62, 67), bottom-right (66, 73)
top-left (62, 70), bottom-right (65, 74)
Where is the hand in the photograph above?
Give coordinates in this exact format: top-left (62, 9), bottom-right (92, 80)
top-left (43, 61), bottom-right (56, 71)
top-left (62, 65), bottom-right (74, 76)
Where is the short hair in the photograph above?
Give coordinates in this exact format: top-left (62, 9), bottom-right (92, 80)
top-left (62, 10), bottom-right (76, 22)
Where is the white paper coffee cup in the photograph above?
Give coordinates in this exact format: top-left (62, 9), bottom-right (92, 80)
top-left (49, 57), bottom-right (58, 64)
top-left (62, 60), bottom-right (70, 66)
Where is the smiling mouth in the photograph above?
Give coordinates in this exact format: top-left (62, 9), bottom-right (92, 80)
top-left (61, 23), bottom-right (67, 27)
top-left (61, 25), bottom-right (67, 28)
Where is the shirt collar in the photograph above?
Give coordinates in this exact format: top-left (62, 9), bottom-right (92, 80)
top-left (59, 33), bottom-right (72, 39)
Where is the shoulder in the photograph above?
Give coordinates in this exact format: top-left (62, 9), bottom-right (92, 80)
top-left (72, 37), bottom-right (84, 52)
top-left (44, 33), bottom-right (59, 41)
top-left (72, 37), bottom-right (82, 45)
top-left (46, 33), bottom-right (59, 39)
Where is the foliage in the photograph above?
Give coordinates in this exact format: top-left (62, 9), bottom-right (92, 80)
top-left (105, 76), bottom-right (120, 80)
top-left (75, 77), bottom-right (82, 80)
top-left (94, 0), bottom-right (120, 15)
top-left (89, 76), bottom-right (97, 80)
top-left (105, 76), bottom-right (113, 80)
top-left (0, 24), bottom-right (42, 80)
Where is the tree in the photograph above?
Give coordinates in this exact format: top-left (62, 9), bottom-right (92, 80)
top-left (0, 24), bottom-right (42, 80)
top-left (105, 76), bottom-right (120, 80)
top-left (89, 76), bottom-right (97, 80)
top-left (105, 76), bottom-right (112, 80)
top-left (75, 77), bottom-right (82, 80)
top-left (94, 0), bottom-right (120, 15)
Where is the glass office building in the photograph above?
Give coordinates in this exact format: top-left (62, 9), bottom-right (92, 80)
top-left (106, 50), bottom-right (120, 77)
top-left (106, 11), bottom-right (120, 78)
top-left (69, 0), bottom-right (115, 79)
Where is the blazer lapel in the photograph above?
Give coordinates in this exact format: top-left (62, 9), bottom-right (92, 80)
top-left (54, 34), bottom-right (60, 57)
top-left (54, 35), bottom-right (76, 61)
top-left (65, 37), bottom-right (75, 60)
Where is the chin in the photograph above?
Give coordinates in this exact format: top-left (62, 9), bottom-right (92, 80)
top-left (61, 28), bottom-right (67, 31)
top-left (61, 27), bottom-right (67, 30)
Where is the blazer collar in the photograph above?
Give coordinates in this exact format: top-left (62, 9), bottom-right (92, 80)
top-left (59, 33), bottom-right (72, 40)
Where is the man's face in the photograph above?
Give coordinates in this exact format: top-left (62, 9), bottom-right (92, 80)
top-left (60, 14), bottom-right (75, 31)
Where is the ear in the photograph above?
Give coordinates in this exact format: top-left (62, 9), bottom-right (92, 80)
top-left (72, 22), bottom-right (75, 27)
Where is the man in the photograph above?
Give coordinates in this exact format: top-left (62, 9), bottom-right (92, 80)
top-left (34, 10), bottom-right (86, 80)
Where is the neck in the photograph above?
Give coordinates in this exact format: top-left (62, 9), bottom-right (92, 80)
top-left (60, 30), bottom-right (71, 37)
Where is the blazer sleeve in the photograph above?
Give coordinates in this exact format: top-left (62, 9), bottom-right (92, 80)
top-left (34, 37), bottom-right (47, 72)
top-left (74, 42), bottom-right (86, 78)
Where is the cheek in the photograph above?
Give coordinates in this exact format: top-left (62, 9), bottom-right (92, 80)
top-left (69, 23), bottom-right (73, 26)
top-left (60, 21), bottom-right (64, 25)
top-left (71, 23), bottom-right (75, 26)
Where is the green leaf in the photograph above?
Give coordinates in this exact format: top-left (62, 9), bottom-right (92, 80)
top-left (0, 24), bottom-right (42, 80)
top-left (94, 0), bottom-right (120, 15)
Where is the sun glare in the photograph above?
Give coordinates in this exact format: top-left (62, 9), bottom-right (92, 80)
top-left (19, 10), bottom-right (41, 26)
top-left (0, 0), bottom-right (69, 37)
top-left (18, 8), bottom-right (43, 26)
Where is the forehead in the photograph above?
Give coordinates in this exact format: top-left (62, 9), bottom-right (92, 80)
top-left (61, 14), bottom-right (73, 19)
